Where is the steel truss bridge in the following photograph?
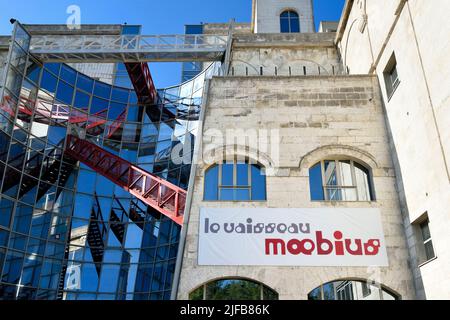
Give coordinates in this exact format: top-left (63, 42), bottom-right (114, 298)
top-left (29, 34), bottom-right (229, 63)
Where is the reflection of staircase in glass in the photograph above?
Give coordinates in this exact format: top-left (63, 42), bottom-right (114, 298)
top-left (65, 135), bottom-right (186, 225)
top-left (1, 139), bottom-right (77, 200)
top-left (125, 62), bottom-right (157, 105)
top-left (87, 195), bottom-right (108, 273)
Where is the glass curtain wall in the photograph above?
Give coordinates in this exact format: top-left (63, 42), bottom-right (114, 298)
top-left (181, 25), bottom-right (204, 82)
top-left (0, 23), bottom-right (219, 300)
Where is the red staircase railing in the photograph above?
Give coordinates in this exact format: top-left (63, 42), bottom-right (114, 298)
top-left (125, 62), bottom-right (157, 104)
top-left (65, 135), bottom-right (186, 225)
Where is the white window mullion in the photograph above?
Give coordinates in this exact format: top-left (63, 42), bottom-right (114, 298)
top-left (350, 160), bottom-right (359, 201)
top-left (321, 161), bottom-right (328, 201)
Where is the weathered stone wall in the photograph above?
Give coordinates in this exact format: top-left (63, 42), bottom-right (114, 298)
top-left (230, 33), bottom-right (343, 76)
top-left (203, 23), bottom-right (252, 35)
top-left (177, 75), bottom-right (416, 300)
top-left (337, 0), bottom-right (450, 299)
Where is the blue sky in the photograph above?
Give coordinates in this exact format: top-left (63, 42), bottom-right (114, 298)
top-left (0, 0), bottom-right (345, 87)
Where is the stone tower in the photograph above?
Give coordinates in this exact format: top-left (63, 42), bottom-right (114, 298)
top-left (252, 0), bottom-right (315, 33)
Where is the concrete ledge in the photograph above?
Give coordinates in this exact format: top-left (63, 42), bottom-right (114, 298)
top-left (212, 74), bottom-right (378, 81)
top-left (0, 36), bottom-right (10, 49)
top-left (23, 24), bottom-right (123, 35)
top-left (233, 32), bottom-right (336, 48)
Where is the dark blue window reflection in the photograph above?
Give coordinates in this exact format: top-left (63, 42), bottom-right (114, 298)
top-left (12, 204), bottom-right (33, 234)
top-left (55, 81), bottom-right (74, 104)
top-left (280, 10), bottom-right (300, 33)
top-left (0, 197), bottom-right (14, 228)
top-left (44, 63), bottom-right (60, 76)
top-left (40, 70), bottom-right (58, 94)
top-left (60, 65), bottom-right (77, 85)
top-left (26, 62), bottom-right (42, 85)
top-left (74, 90), bottom-right (90, 111)
top-left (76, 74), bottom-right (94, 93)
top-left (94, 81), bottom-right (111, 99)
top-left (91, 97), bottom-right (109, 115)
top-left (204, 161), bottom-right (266, 201)
top-left (251, 164), bottom-right (266, 200)
top-left (0, 230), bottom-right (9, 246)
top-left (309, 162), bottom-right (325, 201)
top-left (112, 87), bottom-right (130, 103)
top-left (108, 102), bottom-right (127, 120)
top-left (47, 126), bottom-right (67, 146)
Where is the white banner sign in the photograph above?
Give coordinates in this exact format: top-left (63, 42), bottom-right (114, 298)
top-left (198, 208), bottom-right (389, 267)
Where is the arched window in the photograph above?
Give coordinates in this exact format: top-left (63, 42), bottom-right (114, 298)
top-left (308, 280), bottom-right (399, 300)
top-left (190, 278), bottom-right (278, 300)
top-left (280, 10), bottom-right (300, 33)
top-left (309, 159), bottom-right (374, 201)
top-left (204, 160), bottom-right (266, 201)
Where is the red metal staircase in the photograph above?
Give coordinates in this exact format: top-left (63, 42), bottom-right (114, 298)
top-left (64, 135), bottom-right (186, 225)
top-left (125, 62), bottom-right (157, 104)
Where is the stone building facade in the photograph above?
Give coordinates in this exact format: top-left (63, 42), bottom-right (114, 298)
top-left (176, 72), bottom-right (416, 299)
top-left (175, 0), bottom-right (449, 300)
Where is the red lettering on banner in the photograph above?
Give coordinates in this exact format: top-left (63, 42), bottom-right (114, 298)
top-left (264, 230), bottom-right (382, 257)
top-left (265, 239), bottom-right (286, 255)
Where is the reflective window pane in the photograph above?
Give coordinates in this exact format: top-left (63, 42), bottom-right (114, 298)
top-left (40, 70), bottom-right (58, 94)
top-left (56, 80), bottom-right (74, 104)
top-left (204, 165), bottom-right (219, 200)
top-left (219, 188), bottom-right (234, 201)
top-left (309, 162), bottom-right (324, 201)
top-left (251, 164), bottom-right (266, 201)
top-left (236, 163), bottom-right (249, 186)
top-left (94, 81), bottom-right (111, 99)
top-left (44, 63), bottom-right (60, 76)
top-left (324, 161), bottom-right (338, 186)
top-left (355, 162), bottom-right (372, 201)
top-left (0, 197), bottom-right (14, 228)
top-left (221, 163), bottom-right (234, 186)
top-left (76, 74), bottom-right (94, 93)
top-left (60, 65), bottom-right (77, 85)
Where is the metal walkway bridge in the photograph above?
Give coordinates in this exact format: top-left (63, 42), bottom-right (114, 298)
top-left (29, 34), bottom-right (229, 63)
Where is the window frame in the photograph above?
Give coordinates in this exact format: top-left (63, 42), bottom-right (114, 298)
top-left (383, 53), bottom-right (400, 100)
top-left (280, 10), bottom-right (301, 33)
top-left (310, 159), bottom-right (374, 202)
top-left (203, 159), bottom-right (267, 202)
top-left (419, 218), bottom-right (436, 263)
top-left (218, 162), bottom-right (252, 200)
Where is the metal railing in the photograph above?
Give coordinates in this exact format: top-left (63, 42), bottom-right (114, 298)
top-left (29, 34), bottom-right (229, 63)
top-left (65, 135), bottom-right (187, 225)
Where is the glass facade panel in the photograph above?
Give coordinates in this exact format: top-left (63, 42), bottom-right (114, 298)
top-left (60, 65), bottom-right (77, 85)
top-left (40, 70), bottom-right (58, 94)
top-left (0, 25), bottom-right (219, 299)
top-left (55, 80), bottom-right (74, 104)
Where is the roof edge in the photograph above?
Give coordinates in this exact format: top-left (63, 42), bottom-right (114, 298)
top-left (335, 0), bottom-right (354, 43)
